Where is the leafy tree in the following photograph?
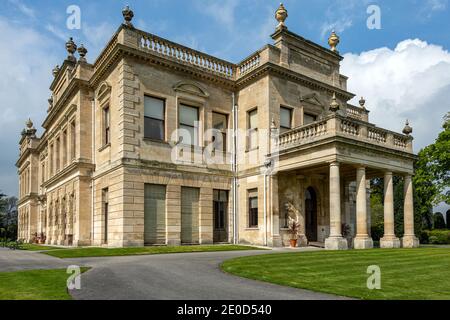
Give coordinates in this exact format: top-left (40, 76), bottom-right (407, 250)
top-left (447, 210), bottom-right (450, 229)
top-left (0, 192), bottom-right (18, 239)
top-left (433, 212), bottom-right (446, 229)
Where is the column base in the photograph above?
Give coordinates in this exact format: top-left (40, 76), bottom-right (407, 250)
top-left (402, 235), bottom-right (420, 248)
top-left (353, 236), bottom-right (374, 250)
top-left (380, 236), bottom-right (401, 249)
top-left (325, 237), bottom-right (348, 250)
top-left (270, 235), bottom-right (283, 248)
top-left (298, 234), bottom-right (309, 247)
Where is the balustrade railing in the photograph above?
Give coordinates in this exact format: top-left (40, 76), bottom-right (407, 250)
top-left (277, 115), bottom-right (412, 152)
top-left (137, 31), bottom-right (235, 79)
top-left (238, 53), bottom-right (261, 76)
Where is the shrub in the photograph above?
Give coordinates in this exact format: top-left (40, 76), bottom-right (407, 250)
top-left (447, 211), bottom-right (450, 229)
top-left (371, 223), bottom-right (384, 241)
top-left (425, 230), bottom-right (450, 245)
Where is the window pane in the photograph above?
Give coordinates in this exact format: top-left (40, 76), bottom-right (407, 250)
top-left (180, 105), bottom-right (198, 126)
top-left (250, 197), bottom-right (258, 209)
top-left (249, 109), bottom-right (258, 129)
top-left (280, 107), bottom-right (291, 129)
top-left (179, 125), bottom-right (198, 145)
top-left (213, 112), bottom-right (227, 131)
top-left (145, 118), bottom-right (164, 140)
top-left (144, 96), bottom-right (165, 120)
top-left (304, 113), bottom-right (317, 125)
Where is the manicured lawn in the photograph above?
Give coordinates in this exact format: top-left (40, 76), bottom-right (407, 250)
top-left (0, 268), bottom-right (89, 300)
top-left (20, 244), bottom-right (63, 251)
top-left (221, 248), bottom-right (450, 300)
top-left (44, 244), bottom-right (263, 259)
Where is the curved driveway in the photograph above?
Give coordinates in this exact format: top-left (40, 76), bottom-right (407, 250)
top-left (66, 249), bottom-right (347, 300)
top-left (1, 247), bottom-right (348, 300)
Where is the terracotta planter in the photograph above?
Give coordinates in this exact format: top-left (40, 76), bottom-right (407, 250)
top-left (290, 239), bottom-right (298, 248)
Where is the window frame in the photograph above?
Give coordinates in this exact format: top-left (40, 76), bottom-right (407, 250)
top-left (248, 189), bottom-right (259, 228)
top-left (212, 111), bottom-right (228, 153)
top-left (144, 95), bottom-right (166, 141)
top-left (303, 112), bottom-right (318, 125)
top-left (103, 105), bottom-right (111, 146)
top-left (247, 108), bottom-right (258, 151)
top-left (178, 104), bottom-right (199, 146)
top-left (280, 106), bottom-right (293, 133)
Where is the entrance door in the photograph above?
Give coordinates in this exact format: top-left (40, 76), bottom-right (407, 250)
top-left (144, 184), bottom-right (166, 245)
top-left (305, 187), bottom-right (318, 242)
top-left (213, 190), bottom-right (228, 243)
top-left (181, 187), bottom-right (200, 244)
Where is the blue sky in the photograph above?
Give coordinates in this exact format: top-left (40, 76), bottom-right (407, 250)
top-left (0, 0), bottom-right (449, 213)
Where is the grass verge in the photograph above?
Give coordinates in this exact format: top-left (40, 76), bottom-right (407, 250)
top-left (0, 268), bottom-right (89, 300)
top-left (44, 244), bottom-right (264, 259)
top-left (221, 248), bottom-right (450, 300)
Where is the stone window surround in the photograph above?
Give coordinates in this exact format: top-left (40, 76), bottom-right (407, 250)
top-left (176, 97), bottom-right (205, 147)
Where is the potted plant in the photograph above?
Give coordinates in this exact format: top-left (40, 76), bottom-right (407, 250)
top-left (288, 219), bottom-right (301, 248)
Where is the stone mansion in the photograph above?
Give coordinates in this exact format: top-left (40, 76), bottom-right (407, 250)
top-left (16, 5), bottom-right (419, 249)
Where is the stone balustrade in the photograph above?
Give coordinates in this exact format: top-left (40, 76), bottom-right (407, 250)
top-left (238, 53), bottom-right (261, 76)
top-left (137, 30), bottom-right (235, 79)
top-left (277, 114), bottom-right (413, 153)
top-left (346, 104), bottom-right (369, 122)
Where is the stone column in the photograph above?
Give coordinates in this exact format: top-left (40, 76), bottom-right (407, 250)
top-left (380, 172), bottom-right (401, 248)
top-left (325, 162), bottom-right (348, 250)
top-left (199, 187), bottom-right (213, 245)
top-left (270, 174), bottom-right (282, 247)
top-left (402, 175), bottom-right (419, 248)
top-left (354, 166), bottom-right (373, 249)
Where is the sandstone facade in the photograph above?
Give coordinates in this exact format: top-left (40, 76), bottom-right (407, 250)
top-left (16, 6), bottom-right (419, 249)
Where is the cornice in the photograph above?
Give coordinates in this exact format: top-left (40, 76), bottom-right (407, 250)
top-left (43, 78), bottom-right (90, 129)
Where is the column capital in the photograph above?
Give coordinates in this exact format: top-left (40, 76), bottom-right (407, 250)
top-left (329, 161), bottom-right (340, 167)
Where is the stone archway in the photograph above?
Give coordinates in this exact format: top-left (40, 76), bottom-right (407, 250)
top-left (305, 187), bottom-right (318, 242)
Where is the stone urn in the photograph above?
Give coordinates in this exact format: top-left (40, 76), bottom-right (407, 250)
top-left (328, 31), bottom-right (340, 52)
top-left (275, 3), bottom-right (288, 29)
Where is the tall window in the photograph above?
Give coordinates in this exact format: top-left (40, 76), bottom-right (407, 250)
top-left (55, 137), bottom-right (60, 172)
top-left (212, 112), bottom-right (228, 153)
top-left (280, 107), bottom-right (292, 133)
top-left (248, 189), bottom-right (258, 228)
top-left (102, 188), bottom-right (109, 244)
top-left (70, 121), bottom-right (76, 160)
top-left (179, 104), bottom-right (199, 145)
top-left (103, 106), bottom-right (111, 145)
top-left (303, 113), bottom-right (317, 125)
top-left (49, 144), bottom-right (54, 175)
top-left (144, 96), bottom-right (165, 140)
top-left (248, 109), bottom-right (258, 150)
top-left (62, 130), bottom-right (67, 167)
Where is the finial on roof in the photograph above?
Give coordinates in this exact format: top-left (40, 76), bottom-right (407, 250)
top-left (78, 44), bottom-right (88, 62)
top-left (359, 96), bottom-right (366, 109)
top-left (122, 5), bottom-right (134, 27)
top-left (328, 30), bottom-right (340, 53)
top-left (26, 118), bottom-right (33, 129)
top-left (403, 120), bottom-right (413, 136)
top-left (330, 93), bottom-right (340, 112)
top-left (52, 65), bottom-right (60, 77)
top-left (275, 3), bottom-right (288, 30)
top-left (66, 37), bottom-right (77, 62)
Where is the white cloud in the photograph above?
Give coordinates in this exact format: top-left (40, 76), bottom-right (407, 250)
top-left (82, 22), bottom-right (116, 57)
top-left (341, 39), bottom-right (450, 152)
top-left (8, 0), bottom-right (35, 19)
top-left (320, 18), bottom-right (353, 39)
top-left (197, 0), bottom-right (239, 30)
top-left (426, 0), bottom-right (448, 11)
top-left (0, 18), bottom-right (56, 196)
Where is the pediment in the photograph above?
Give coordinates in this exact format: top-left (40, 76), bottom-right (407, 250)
top-left (96, 81), bottom-right (112, 101)
top-left (300, 93), bottom-right (324, 107)
top-left (173, 81), bottom-right (209, 98)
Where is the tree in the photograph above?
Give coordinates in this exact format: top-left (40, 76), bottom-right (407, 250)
top-left (447, 210), bottom-right (450, 229)
top-left (413, 113), bottom-right (450, 230)
top-left (433, 212), bottom-right (446, 229)
top-left (0, 192), bottom-right (18, 239)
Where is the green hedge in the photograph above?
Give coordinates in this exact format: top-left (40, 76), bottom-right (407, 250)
top-left (421, 230), bottom-right (450, 244)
